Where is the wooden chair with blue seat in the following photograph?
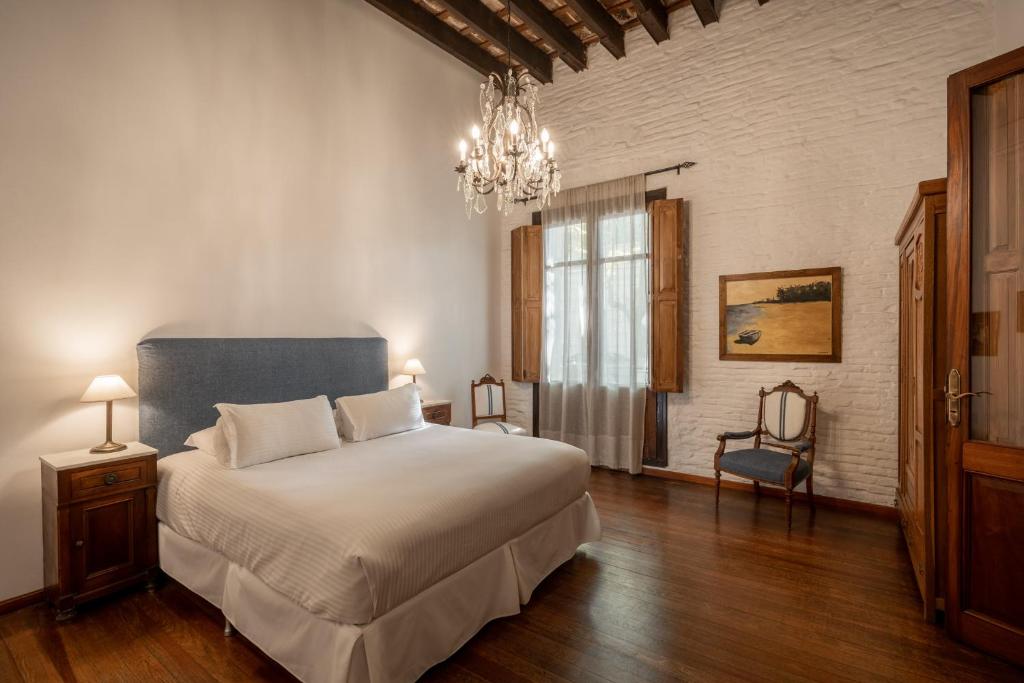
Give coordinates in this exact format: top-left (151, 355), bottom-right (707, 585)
top-left (471, 374), bottom-right (527, 435)
top-left (714, 380), bottom-right (819, 528)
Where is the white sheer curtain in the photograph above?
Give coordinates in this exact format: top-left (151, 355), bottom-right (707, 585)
top-left (540, 174), bottom-right (648, 473)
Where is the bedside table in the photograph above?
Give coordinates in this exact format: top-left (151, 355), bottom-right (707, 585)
top-left (40, 442), bottom-right (158, 620)
top-left (422, 399), bottom-right (452, 426)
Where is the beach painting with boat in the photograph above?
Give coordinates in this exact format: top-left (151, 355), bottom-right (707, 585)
top-left (720, 268), bottom-right (842, 362)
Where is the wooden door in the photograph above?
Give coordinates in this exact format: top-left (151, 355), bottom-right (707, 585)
top-left (650, 199), bottom-right (685, 392)
top-left (70, 490), bottom-right (147, 595)
top-left (511, 225), bottom-right (542, 383)
top-left (946, 46), bottom-right (1024, 666)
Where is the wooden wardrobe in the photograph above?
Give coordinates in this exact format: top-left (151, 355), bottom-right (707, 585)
top-left (894, 178), bottom-right (948, 622)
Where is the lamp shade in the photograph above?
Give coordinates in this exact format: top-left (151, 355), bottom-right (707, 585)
top-left (80, 374), bottom-right (136, 403)
top-left (401, 358), bottom-right (426, 376)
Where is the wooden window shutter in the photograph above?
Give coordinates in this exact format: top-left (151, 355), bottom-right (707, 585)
top-left (650, 199), bottom-right (685, 392)
top-left (511, 225), bottom-right (542, 382)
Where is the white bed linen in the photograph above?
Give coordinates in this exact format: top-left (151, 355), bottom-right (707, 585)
top-left (157, 424), bottom-right (591, 625)
top-left (159, 490), bottom-right (600, 683)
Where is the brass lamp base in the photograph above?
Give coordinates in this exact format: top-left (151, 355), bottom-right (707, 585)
top-left (90, 400), bottom-right (126, 453)
top-left (90, 440), bottom-right (127, 454)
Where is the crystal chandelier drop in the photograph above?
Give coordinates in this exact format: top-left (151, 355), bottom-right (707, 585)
top-left (454, 3), bottom-right (561, 217)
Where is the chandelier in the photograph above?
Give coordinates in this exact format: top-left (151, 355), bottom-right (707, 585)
top-left (454, 3), bottom-right (561, 217)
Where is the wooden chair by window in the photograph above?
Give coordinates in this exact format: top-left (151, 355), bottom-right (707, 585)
top-left (714, 380), bottom-right (819, 528)
top-left (471, 374), bottom-right (527, 436)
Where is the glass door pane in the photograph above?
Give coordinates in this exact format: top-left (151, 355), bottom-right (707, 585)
top-left (970, 73), bottom-right (1024, 447)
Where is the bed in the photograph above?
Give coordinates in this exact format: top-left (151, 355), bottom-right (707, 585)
top-left (138, 338), bottom-right (601, 683)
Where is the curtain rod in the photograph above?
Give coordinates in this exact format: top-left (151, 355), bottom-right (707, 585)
top-left (644, 161), bottom-right (697, 176)
top-left (514, 161), bottom-right (697, 204)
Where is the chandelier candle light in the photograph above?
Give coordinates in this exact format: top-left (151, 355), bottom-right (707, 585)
top-left (454, 2), bottom-right (561, 216)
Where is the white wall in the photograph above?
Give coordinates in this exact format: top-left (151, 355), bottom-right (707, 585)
top-left (0, 0), bottom-right (499, 601)
top-left (501, 0), bottom-right (1011, 506)
top-left (994, 0), bottom-right (1024, 54)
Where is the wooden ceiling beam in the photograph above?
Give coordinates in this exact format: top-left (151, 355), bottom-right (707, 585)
top-left (630, 0), bottom-right (669, 44)
top-left (563, 0), bottom-right (625, 59)
top-left (508, 0), bottom-right (588, 72)
top-left (690, 0), bottom-right (719, 26)
top-left (364, 0), bottom-right (509, 79)
top-left (432, 0), bottom-right (553, 83)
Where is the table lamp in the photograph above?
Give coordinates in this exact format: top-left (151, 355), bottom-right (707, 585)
top-left (80, 374), bottom-right (136, 453)
top-left (402, 358), bottom-right (426, 384)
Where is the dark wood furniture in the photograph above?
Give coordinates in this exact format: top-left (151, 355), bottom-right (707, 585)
top-left (650, 198), bottom-right (686, 393)
top-left (421, 400), bottom-right (452, 426)
top-left (7, 470), bottom-right (1019, 683)
top-left (946, 46), bottom-right (1024, 666)
top-left (511, 224), bottom-right (542, 383)
top-left (470, 374), bottom-right (506, 427)
top-left (40, 442), bottom-right (158, 620)
top-left (714, 380), bottom-right (819, 528)
top-left (894, 178), bottom-right (948, 622)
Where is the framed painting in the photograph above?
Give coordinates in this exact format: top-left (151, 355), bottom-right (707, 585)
top-left (719, 267), bottom-right (842, 362)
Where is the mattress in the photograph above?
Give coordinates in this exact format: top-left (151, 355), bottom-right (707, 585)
top-left (156, 424), bottom-right (590, 625)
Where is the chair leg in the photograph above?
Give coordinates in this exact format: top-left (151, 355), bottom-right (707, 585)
top-left (785, 490), bottom-right (793, 529)
top-left (715, 470), bottom-right (721, 507)
top-left (806, 475), bottom-right (815, 511)
top-left (753, 481), bottom-right (760, 497)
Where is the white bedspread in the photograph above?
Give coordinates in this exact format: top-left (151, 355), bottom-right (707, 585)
top-left (157, 425), bottom-right (590, 625)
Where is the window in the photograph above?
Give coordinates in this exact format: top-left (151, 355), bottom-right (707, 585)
top-left (543, 207), bottom-right (649, 388)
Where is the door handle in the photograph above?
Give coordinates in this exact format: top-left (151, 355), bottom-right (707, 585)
top-left (945, 369), bottom-right (990, 427)
top-left (946, 391), bottom-right (991, 400)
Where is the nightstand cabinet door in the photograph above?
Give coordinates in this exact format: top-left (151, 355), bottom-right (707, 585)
top-left (70, 489), bottom-right (149, 595)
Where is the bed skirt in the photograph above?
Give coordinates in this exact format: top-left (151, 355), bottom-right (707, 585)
top-left (158, 491), bottom-right (601, 683)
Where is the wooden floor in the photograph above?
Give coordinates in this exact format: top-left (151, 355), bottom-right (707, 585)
top-left (2, 470), bottom-right (1020, 682)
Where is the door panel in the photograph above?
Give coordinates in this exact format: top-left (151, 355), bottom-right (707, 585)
top-left (970, 72), bottom-right (1024, 449)
top-left (965, 468), bottom-right (1024, 631)
top-left (71, 490), bottom-right (146, 594)
top-left (946, 46), bottom-right (1024, 666)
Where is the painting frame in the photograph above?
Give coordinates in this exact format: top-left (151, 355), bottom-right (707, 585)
top-left (719, 267), bottom-right (842, 363)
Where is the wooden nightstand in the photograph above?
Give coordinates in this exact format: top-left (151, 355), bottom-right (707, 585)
top-left (422, 399), bottom-right (452, 426)
top-left (40, 442), bottom-right (158, 620)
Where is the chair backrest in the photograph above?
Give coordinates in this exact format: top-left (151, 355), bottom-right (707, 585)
top-left (471, 374), bottom-right (506, 427)
top-left (758, 380), bottom-right (818, 442)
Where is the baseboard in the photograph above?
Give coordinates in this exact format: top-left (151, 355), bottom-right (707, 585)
top-left (0, 589), bottom-right (44, 615)
top-left (641, 467), bottom-right (898, 520)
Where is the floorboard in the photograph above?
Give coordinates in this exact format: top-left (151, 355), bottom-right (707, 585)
top-left (1, 470), bottom-right (1019, 682)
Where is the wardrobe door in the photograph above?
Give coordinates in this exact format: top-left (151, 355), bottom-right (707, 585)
top-left (895, 180), bottom-right (945, 622)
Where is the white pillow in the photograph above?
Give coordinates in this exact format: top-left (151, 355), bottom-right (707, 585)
top-left (215, 395), bottom-right (341, 469)
top-left (335, 383), bottom-right (424, 442)
top-left (184, 419), bottom-right (229, 462)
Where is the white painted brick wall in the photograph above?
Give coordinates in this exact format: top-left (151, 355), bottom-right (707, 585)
top-left (498, 0), bottom-right (1003, 506)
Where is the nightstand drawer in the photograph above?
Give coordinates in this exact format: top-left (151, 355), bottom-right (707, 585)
top-left (423, 403), bottom-right (451, 425)
top-left (69, 458), bottom-right (152, 501)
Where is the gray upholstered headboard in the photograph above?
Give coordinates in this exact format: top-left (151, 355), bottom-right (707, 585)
top-left (137, 337), bottom-right (388, 457)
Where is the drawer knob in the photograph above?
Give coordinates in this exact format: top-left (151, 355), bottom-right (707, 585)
top-left (75, 540), bottom-right (84, 548)
top-left (103, 473), bottom-right (118, 485)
